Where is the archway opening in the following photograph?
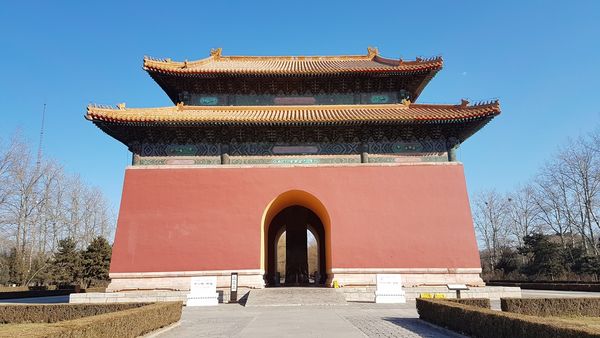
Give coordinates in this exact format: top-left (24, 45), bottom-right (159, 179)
top-left (266, 205), bottom-right (326, 286)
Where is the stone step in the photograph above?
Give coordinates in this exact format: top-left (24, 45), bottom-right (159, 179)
top-left (245, 287), bottom-right (347, 307)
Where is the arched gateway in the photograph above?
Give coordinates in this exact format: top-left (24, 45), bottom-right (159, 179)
top-left (261, 190), bottom-right (332, 287)
top-left (266, 206), bottom-right (326, 286)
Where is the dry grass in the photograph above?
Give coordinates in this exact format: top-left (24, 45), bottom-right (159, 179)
top-left (0, 323), bottom-right (65, 338)
top-left (554, 316), bottom-right (600, 328)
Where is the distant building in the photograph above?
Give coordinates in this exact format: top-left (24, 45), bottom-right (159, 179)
top-left (87, 47), bottom-right (499, 293)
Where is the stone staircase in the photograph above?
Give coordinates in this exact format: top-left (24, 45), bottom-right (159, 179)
top-left (244, 287), bottom-right (347, 307)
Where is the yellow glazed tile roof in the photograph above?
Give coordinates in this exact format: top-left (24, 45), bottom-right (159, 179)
top-left (143, 47), bottom-right (443, 76)
top-left (86, 100), bottom-right (500, 125)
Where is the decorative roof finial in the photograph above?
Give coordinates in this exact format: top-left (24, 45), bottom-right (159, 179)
top-left (367, 46), bottom-right (379, 58)
top-left (460, 99), bottom-right (470, 107)
top-left (177, 102), bottom-right (185, 111)
top-left (401, 99), bottom-right (411, 106)
top-left (117, 103), bottom-right (126, 110)
top-left (210, 48), bottom-right (222, 58)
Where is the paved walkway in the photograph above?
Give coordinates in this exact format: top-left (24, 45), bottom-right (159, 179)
top-left (157, 302), bottom-right (463, 338)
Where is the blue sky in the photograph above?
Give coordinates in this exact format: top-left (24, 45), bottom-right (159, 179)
top-left (1, 1), bottom-right (599, 211)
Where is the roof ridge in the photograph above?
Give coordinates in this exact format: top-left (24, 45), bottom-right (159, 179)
top-left (411, 99), bottom-right (499, 109)
top-left (143, 47), bottom-right (442, 67)
top-left (88, 103), bottom-right (413, 112)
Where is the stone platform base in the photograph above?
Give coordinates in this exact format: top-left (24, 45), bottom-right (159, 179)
top-left (70, 288), bottom-right (251, 304)
top-left (341, 286), bottom-right (522, 302)
top-left (70, 286), bottom-right (520, 304)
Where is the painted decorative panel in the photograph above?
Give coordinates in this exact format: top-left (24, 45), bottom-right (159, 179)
top-left (229, 156), bottom-right (360, 165)
top-left (138, 157), bottom-right (220, 166)
top-left (126, 124), bottom-right (463, 166)
top-left (199, 97), bottom-right (219, 105)
top-left (370, 95), bottom-right (389, 104)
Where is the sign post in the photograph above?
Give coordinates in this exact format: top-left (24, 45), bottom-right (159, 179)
top-left (230, 272), bottom-right (238, 303)
top-left (446, 284), bottom-right (469, 299)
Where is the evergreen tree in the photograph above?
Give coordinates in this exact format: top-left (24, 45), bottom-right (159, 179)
top-left (519, 233), bottom-right (566, 280)
top-left (0, 252), bottom-right (10, 285)
top-left (28, 253), bottom-right (51, 286)
top-left (51, 238), bottom-right (82, 286)
top-left (496, 247), bottom-right (522, 276)
top-left (571, 250), bottom-right (600, 279)
top-left (82, 237), bottom-right (112, 287)
top-left (7, 247), bottom-right (24, 285)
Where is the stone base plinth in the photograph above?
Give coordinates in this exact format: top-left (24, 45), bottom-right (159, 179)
top-left (106, 270), bottom-right (264, 293)
top-left (186, 292), bottom-right (219, 306)
top-left (375, 293), bottom-right (407, 304)
top-left (326, 268), bottom-right (485, 288)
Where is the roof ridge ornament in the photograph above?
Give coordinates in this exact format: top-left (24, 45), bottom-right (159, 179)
top-left (460, 99), bottom-right (470, 107)
top-left (401, 99), bottom-right (411, 106)
top-left (367, 46), bottom-right (379, 58)
top-left (210, 48), bottom-right (223, 58)
top-left (117, 103), bottom-right (126, 110)
top-left (177, 102), bottom-right (185, 111)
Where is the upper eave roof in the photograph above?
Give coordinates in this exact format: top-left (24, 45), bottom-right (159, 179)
top-left (143, 47), bottom-right (443, 76)
top-left (86, 100), bottom-right (500, 126)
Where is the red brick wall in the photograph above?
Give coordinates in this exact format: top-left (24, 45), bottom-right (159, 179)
top-left (109, 163), bottom-right (481, 273)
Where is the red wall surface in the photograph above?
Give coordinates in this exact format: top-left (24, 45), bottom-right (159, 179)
top-left (109, 164), bottom-right (481, 273)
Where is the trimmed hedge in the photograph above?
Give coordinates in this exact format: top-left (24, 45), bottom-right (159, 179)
top-left (487, 281), bottom-right (600, 292)
top-left (446, 298), bottom-right (491, 309)
top-left (502, 298), bottom-right (600, 317)
top-left (417, 298), bottom-right (600, 338)
top-left (489, 280), bottom-right (600, 284)
top-left (0, 302), bottom-right (182, 338)
top-left (0, 303), bottom-right (149, 324)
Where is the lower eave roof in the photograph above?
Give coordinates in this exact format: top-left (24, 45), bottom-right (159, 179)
top-left (86, 101), bottom-right (500, 126)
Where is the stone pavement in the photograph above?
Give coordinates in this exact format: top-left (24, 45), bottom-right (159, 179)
top-left (156, 302), bottom-right (464, 338)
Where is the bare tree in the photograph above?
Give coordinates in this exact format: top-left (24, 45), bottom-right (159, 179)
top-left (472, 190), bottom-right (510, 271)
top-left (507, 184), bottom-right (540, 248)
top-left (0, 133), bottom-right (116, 285)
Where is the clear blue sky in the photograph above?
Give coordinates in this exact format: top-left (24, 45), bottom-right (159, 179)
top-left (1, 1), bottom-right (599, 211)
